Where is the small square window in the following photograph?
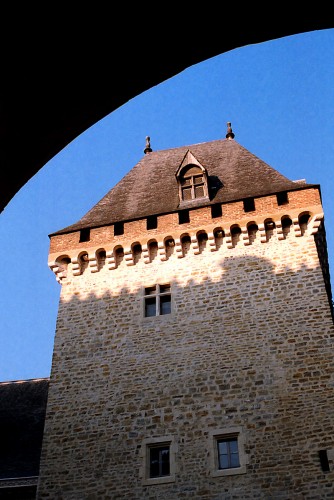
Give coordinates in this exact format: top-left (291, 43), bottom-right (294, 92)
top-left (277, 191), bottom-right (288, 205)
top-left (194, 185), bottom-right (205, 197)
top-left (79, 228), bottom-right (90, 242)
top-left (144, 284), bottom-right (171, 317)
top-left (182, 187), bottom-right (192, 201)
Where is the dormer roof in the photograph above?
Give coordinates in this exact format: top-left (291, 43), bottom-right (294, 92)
top-left (51, 131), bottom-right (317, 236)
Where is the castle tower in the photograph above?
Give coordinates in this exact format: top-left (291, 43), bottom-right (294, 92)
top-left (37, 125), bottom-right (334, 498)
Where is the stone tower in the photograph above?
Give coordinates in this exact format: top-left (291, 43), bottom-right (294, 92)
top-left (37, 125), bottom-right (334, 498)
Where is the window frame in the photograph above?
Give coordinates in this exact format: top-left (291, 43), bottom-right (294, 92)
top-left (141, 436), bottom-right (176, 485)
top-left (210, 427), bottom-right (247, 477)
top-left (177, 163), bottom-right (209, 205)
top-left (217, 436), bottom-right (240, 469)
top-left (143, 284), bottom-right (172, 318)
top-left (180, 170), bottom-right (206, 201)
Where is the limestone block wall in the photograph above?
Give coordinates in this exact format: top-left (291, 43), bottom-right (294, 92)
top-left (37, 206), bottom-right (334, 499)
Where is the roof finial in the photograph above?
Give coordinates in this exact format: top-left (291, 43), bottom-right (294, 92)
top-left (226, 122), bottom-right (235, 139)
top-left (144, 136), bottom-right (152, 154)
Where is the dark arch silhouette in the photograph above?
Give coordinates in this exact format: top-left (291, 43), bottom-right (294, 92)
top-left (1, 18), bottom-right (332, 214)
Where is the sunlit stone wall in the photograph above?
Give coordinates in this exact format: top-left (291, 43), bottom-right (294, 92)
top-left (37, 188), bottom-right (334, 499)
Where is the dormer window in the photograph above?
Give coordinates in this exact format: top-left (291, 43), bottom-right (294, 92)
top-left (176, 151), bottom-right (209, 205)
top-left (180, 166), bottom-right (207, 201)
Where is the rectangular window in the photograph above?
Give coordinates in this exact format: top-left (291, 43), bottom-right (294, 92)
top-left (79, 228), bottom-right (90, 242)
top-left (178, 210), bottom-right (190, 224)
top-left (211, 204), bottom-right (222, 218)
top-left (144, 284), bottom-right (171, 317)
top-left (277, 191), bottom-right (288, 205)
top-left (181, 178), bottom-right (192, 201)
top-left (217, 437), bottom-right (240, 469)
top-left (149, 445), bottom-right (170, 478)
top-left (210, 427), bottom-right (247, 477)
top-left (319, 450), bottom-right (330, 472)
top-left (243, 198), bottom-right (255, 212)
top-left (181, 174), bottom-right (205, 200)
top-left (147, 215), bottom-right (158, 230)
top-left (114, 222), bottom-right (124, 236)
top-left (141, 436), bottom-right (175, 485)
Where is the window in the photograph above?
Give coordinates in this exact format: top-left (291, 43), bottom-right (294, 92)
top-left (114, 222), bottom-right (124, 236)
top-left (211, 203), bottom-right (222, 218)
top-left (210, 428), bottom-right (247, 477)
top-left (243, 198), bottom-right (255, 212)
top-left (319, 450), bottom-right (330, 472)
top-left (177, 159), bottom-right (209, 205)
top-left (217, 437), bottom-right (240, 469)
top-left (144, 284), bottom-right (171, 317)
top-left (147, 215), bottom-right (158, 230)
top-left (79, 228), bottom-right (90, 242)
top-left (180, 166), bottom-right (206, 201)
top-left (149, 445), bottom-right (170, 478)
top-left (178, 210), bottom-right (190, 224)
top-left (141, 436), bottom-right (176, 485)
top-left (277, 191), bottom-right (288, 205)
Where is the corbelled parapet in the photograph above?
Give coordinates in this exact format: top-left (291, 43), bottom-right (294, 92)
top-left (49, 210), bottom-right (324, 284)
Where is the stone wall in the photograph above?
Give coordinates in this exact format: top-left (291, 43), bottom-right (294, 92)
top-left (37, 189), bottom-right (334, 499)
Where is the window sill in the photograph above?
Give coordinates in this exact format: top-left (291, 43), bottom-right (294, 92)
top-left (142, 313), bottom-right (173, 322)
top-left (142, 475), bottom-right (175, 486)
top-left (178, 197), bottom-right (210, 208)
top-left (212, 465), bottom-right (247, 477)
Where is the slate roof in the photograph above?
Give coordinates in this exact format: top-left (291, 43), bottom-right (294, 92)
top-left (51, 134), bottom-right (317, 236)
top-left (0, 378), bottom-right (49, 480)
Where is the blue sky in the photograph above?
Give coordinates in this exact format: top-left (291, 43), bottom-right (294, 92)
top-left (1, 29), bottom-right (334, 382)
